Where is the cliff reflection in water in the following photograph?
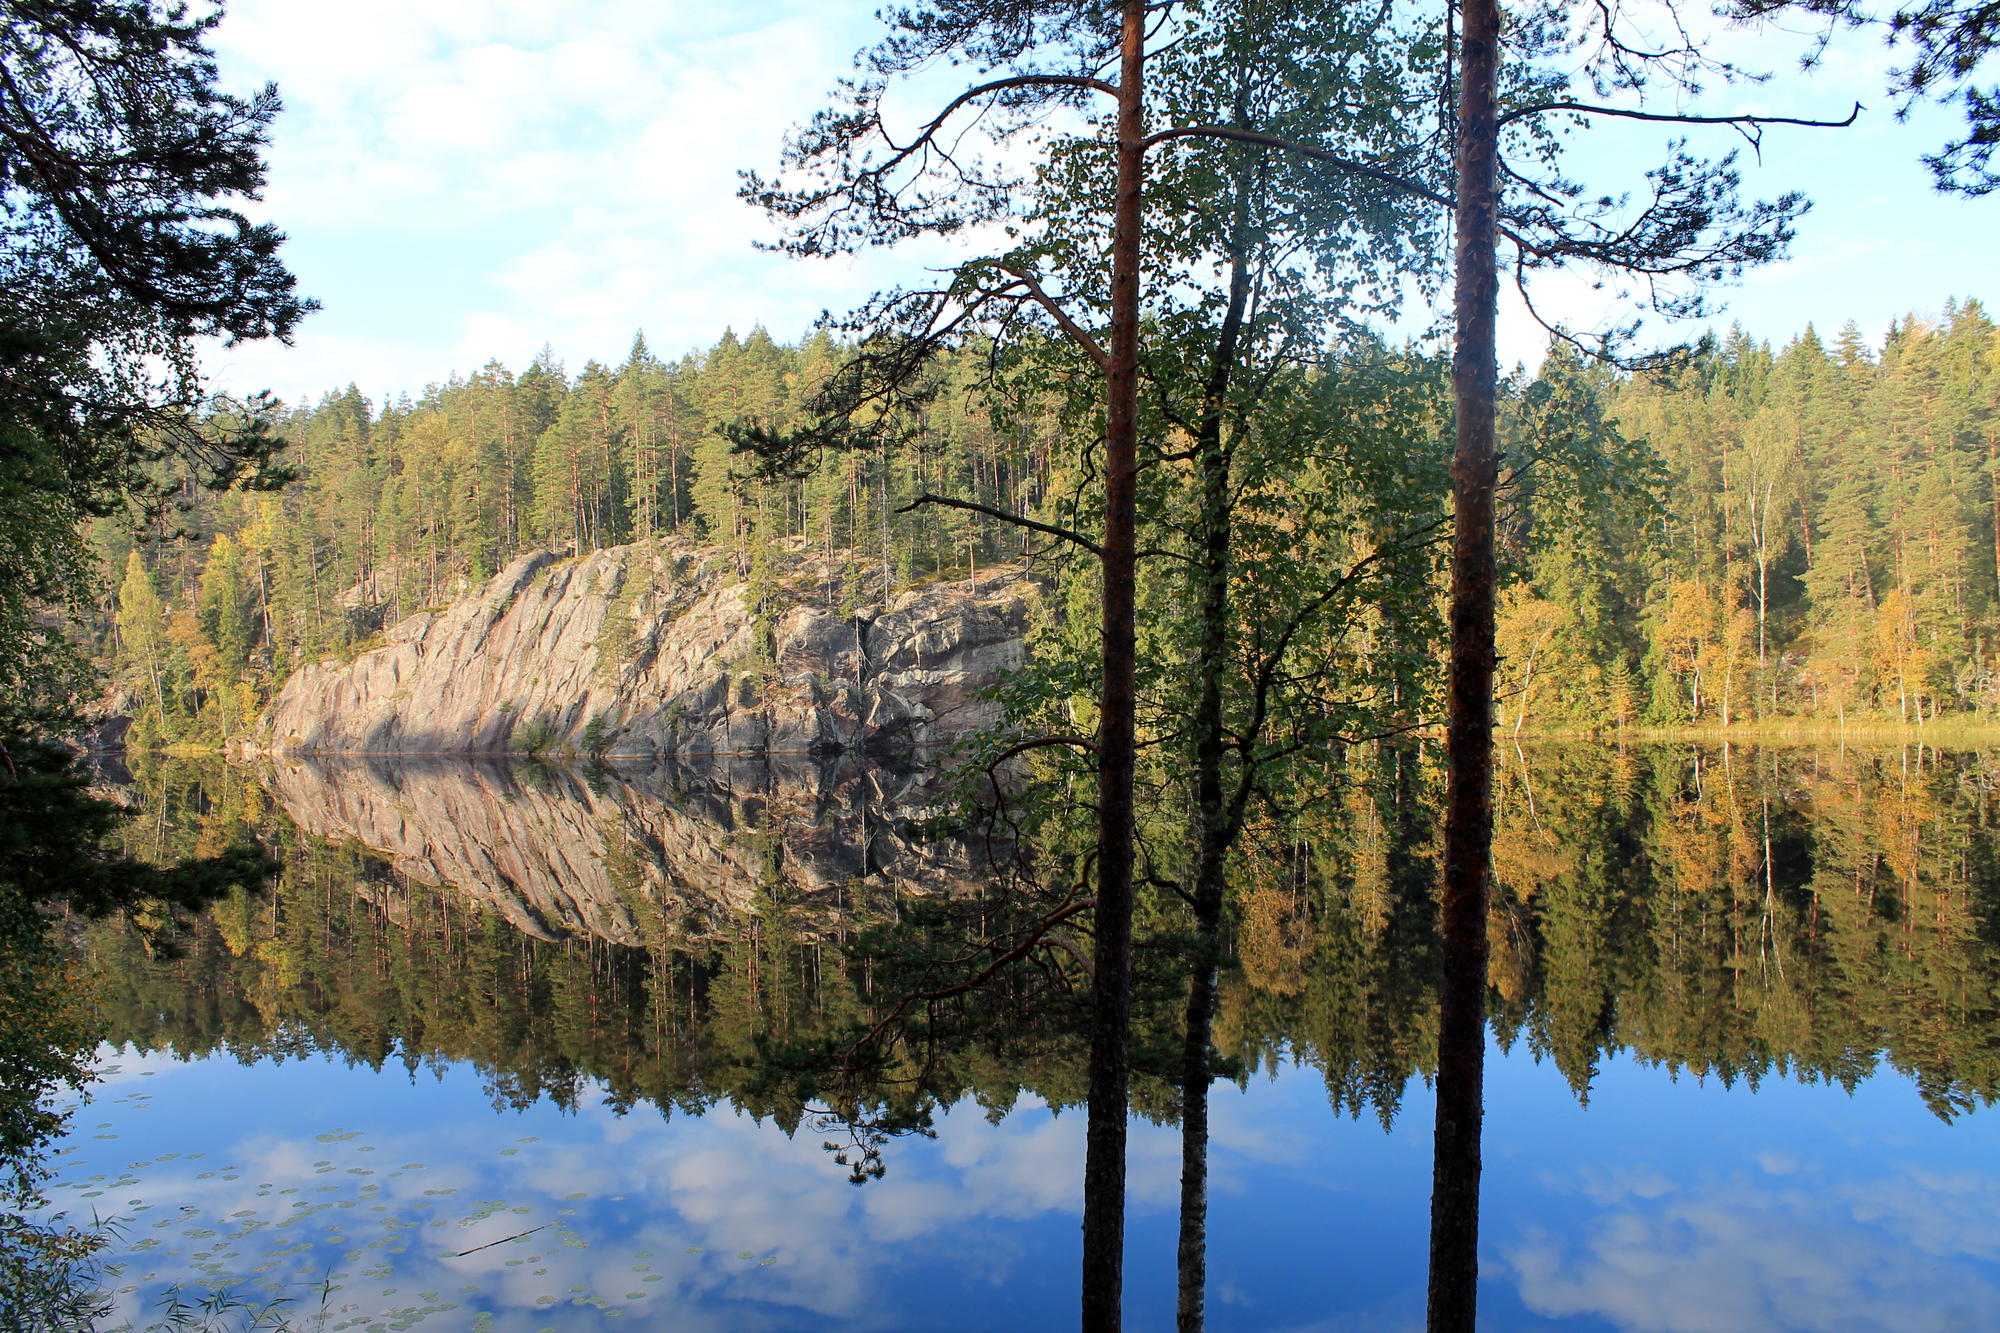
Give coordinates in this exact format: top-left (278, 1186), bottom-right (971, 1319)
top-left (92, 743), bottom-right (2000, 1132)
top-left (257, 753), bottom-right (1002, 946)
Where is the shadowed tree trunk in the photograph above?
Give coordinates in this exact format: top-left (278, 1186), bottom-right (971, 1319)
top-left (1428, 0), bottom-right (1501, 1327)
top-left (1082, 3), bottom-right (1147, 1327)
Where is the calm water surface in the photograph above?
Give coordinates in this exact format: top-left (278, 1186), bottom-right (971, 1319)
top-left (46, 746), bottom-right (2000, 1331)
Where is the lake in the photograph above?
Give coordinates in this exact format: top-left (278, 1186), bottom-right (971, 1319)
top-left (43, 743), bottom-right (2000, 1330)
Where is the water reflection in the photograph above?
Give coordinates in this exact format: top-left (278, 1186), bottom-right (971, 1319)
top-left (260, 753), bottom-right (1003, 945)
top-left (59, 743), bottom-right (2000, 1328)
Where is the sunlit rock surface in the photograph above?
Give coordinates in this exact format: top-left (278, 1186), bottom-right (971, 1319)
top-left (244, 541), bottom-right (1034, 757)
top-left (258, 755), bottom-right (1003, 945)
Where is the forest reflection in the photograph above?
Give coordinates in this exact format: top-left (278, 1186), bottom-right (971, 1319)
top-left (95, 741), bottom-right (2000, 1123)
top-left (82, 742), bottom-right (2000, 1321)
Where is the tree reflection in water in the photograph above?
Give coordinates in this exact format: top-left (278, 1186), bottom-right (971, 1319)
top-left (68, 743), bottom-right (2000, 1323)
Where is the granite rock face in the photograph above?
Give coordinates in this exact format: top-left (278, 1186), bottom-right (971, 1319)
top-left (257, 755), bottom-right (1001, 945)
top-left (244, 541), bottom-right (1034, 757)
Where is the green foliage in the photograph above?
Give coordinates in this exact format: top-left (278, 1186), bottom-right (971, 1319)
top-left (0, 0), bottom-right (309, 528)
top-left (1507, 303), bottom-right (2000, 729)
top-left (511, 716), bottom-right (558, 755)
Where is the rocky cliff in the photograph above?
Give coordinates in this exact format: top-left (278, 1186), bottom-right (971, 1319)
top-left (258, 754), bottom-right (1001, 946)
top-left (245, 541), bottom-right (1034, 757)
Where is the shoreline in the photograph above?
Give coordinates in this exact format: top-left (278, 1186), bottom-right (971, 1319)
top-left (97, 722), bottom-right (2000, 762)
top-left (1514, 721), bottom-right (2000, 746)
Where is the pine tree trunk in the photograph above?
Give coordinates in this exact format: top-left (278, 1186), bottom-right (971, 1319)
top-left (1081, 5), bottom-right (1145, 1327)
top-left (1428, 0), bottom-right (1500, 1326)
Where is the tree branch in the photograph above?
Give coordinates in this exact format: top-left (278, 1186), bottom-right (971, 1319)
top-left (1139, 124), bottom-right (1455, 211)
top-left (994, 265), bottom-right (1111, 370)
top-left (842, 889), bottom-right (1099, 1065)
top-left (885, 74), bottom-right (1119, 157)
top-left (1496, 99), bottom-right (1861, 132)
top-left (897, 491), bottom-right (1104, 556)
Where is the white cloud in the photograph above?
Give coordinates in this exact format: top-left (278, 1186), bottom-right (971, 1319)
top-left (1505, 1161), bottom-right (2000, 1332)
top-left (194, 0), bottom-right (1995, 409)
top-left (197, 1), bottom-right (915, 403)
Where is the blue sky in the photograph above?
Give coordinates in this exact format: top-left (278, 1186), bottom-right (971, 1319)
top-left (199, 0), bottom-right (1998, 408)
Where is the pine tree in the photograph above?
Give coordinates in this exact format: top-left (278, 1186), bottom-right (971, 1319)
top-left (115, 553), bottom-right (170, 740)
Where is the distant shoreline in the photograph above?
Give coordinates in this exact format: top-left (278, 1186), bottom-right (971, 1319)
top-left (1515, 721), bottom-right (2000, 746)
top-left (102, 721), bottom-right (2000, 762)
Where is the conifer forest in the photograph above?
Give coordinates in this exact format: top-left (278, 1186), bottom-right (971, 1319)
top-left (99, 307), bottom-right (2000, 747)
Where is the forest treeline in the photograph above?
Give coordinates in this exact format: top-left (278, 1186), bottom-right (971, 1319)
top-left (1511, 300), bottom-right (2000, 733)
top-left (98, 327), bottom-right (1056, 744)
top-left (97, 300), bottom-right (2000, 745)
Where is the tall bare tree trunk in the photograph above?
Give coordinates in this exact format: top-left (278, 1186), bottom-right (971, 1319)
top-left (1428, 0), bottom-right (1500, 1327)
top-left (1082, 4), bottom-right (1146, 1328)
